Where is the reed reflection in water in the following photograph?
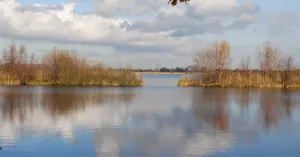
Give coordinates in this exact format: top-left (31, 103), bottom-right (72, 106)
top-left (0, 87), bottom-right (136, 145)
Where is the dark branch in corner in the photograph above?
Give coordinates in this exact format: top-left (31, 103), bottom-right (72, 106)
top-left (168, 0), bottom-right (190, 6)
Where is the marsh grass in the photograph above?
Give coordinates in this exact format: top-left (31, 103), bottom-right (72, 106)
top-left (0, 45), bottom-right (143, 86)
top-left (178, 70), bottom-right (300, 89)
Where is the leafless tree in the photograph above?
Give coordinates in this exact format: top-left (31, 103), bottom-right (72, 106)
top-left (43, 48), bottom-right (60, 84)
top-left (3, 44), bottom-right (18, 84)
top-left (257, 42), bottom-right (281, 72)
top-left (240, 57), bottom-right (251, 71)
top-left (193, 46), bottom-right (216, 72)
top-left (280, 54), bottom-right (294, 88)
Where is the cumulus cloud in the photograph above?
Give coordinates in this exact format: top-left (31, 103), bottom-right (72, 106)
top-left (0, 0), bottom-right (260, 45)
top-left (126, 0), bottom-right (260, 37)
top-left (0, 0), bottom-right (205, 58)
top-left (0, 0), bottom-right (128, 42)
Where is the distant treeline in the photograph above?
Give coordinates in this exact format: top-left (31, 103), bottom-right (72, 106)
top-left (0, 44), bottom-right (143, 86)
top-left (134, 67), bottom-right (191, 72)
top-left (179, 41), bottom-right (300, 88)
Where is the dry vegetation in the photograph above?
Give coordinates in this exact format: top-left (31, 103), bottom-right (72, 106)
top-left (0, 44), bottom-right (143, 86)
top-left (178, 41), bottom-right (300, 89)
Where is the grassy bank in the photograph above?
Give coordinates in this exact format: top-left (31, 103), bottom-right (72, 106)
top-left (180, 40), bottom-right (300, 89)
top-left (0, 44), bottom-right (143, 86)
top-left (178, 71), bottom-right (300, 89)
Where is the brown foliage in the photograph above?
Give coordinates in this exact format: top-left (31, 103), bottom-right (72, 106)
top-left (168, 0), bottom-right (190, 6)
top-left (193, 40), bottom-right (232, 71)
top-left (1, 44), bottom-right (37, 85)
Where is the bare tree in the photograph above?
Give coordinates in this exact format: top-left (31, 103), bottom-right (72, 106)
top-left (240, 57), bottom-right (251, 71)
top-left (280, 54), bottom-right (294, 88)
top-left (43, 48), bottom-right (60, 84)
top-left (193, 40), bottom-right (232, 82)
top-left (239, 57), bottom-right (251, 85)
top-left (27, 53), bottom-right (37, 82)
top-left (257, 42), bottom-right (281, 72)
top-left (193, 46), bottom-right (216, 72)
top-left (193, 40), bottom-right (231, 71)
top-left (3, 44), bottom-right (18, 84)
top-left (16, 45), bottom-right (27, 85)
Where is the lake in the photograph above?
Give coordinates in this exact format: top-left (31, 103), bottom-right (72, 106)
top-left (1, 74), bottom-right (300, 157)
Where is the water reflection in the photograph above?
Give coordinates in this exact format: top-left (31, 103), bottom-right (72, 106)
top-left (233, 88), bottom-right (298, 130)
top-left (0, 84), bottom-right (300, 157)
top-left (0, 87), bottom-right (136, 145)
top-left (192, 88), bottom-right (230, 132)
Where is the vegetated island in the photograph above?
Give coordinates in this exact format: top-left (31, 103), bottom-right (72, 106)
top-left (178, 40), bottom-right (300, 89)
top-left (0, 44), bottom-right (143, 86)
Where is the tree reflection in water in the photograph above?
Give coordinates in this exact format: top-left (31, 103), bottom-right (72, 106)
top-left (191, 87), bottom-right (299, 132)
top-left (191, 88), bottom-right (230, 132)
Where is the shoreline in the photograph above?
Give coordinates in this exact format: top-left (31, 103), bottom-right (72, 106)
top-left (0, 82), bottom-right (144, 87)
top-left (177, 77), bottom-right (300, 89)
top-left (0, 84), bottom-right (143, 87)
top-left (134, 72), bottom-right (195, 75)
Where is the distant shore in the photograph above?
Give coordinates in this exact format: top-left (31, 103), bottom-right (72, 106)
top-left (135, 72), bottom-right (193, 75)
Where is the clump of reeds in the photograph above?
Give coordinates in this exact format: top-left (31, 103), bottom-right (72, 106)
top-left (0, 44), bottom-right (143, 86)
top-left (178, 70), bottom-right (300, 89)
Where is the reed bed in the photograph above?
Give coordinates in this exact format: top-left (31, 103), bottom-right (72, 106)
top-left (178, 71), bottom-right (300, 89)
top-left (0, 45), bottom-right (143, 86)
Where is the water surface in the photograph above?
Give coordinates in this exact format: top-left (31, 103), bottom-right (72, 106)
top-left (1, 74), bottom-right (300, 157)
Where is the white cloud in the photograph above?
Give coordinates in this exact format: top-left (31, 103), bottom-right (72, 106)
top-left (94, 0), bottom-right (168, 16)
top-left (0, 0), bottom-right (129, 42)
top-left (0, 0), bottom-right (260, 44)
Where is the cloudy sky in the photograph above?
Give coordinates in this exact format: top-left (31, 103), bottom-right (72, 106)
top-left (0, 0), bottom-right (299, 68)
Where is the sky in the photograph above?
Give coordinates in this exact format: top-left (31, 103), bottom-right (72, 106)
top-left (0, 0), bottom-right (299, 69)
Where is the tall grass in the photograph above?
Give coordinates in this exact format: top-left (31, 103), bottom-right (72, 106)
top-left (178, 70), bottom-right (300, 88)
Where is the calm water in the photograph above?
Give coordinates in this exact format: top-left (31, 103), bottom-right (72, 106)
top-left (1, 74), bottom-right (300, 157)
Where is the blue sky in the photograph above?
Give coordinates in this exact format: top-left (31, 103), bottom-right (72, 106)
top-left (0, 0), bottom-right (299, 68)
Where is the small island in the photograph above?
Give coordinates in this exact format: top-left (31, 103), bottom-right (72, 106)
top-left (178, 41), bottom-right (300, 89)
top-left (0, 44), bottom-right (143, 86)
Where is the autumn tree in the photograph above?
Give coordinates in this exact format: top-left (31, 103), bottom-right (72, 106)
top-left (193, 40), bottom-right (231, 81)
top-left (193, 40), bottom-right (231, 70)
top-left (214, 40), bottom-right (232, 71)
